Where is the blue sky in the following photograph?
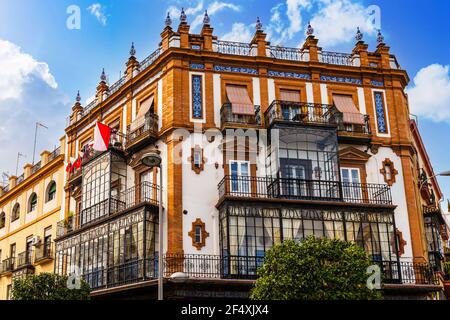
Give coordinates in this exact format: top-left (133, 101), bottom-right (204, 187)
top-left (0, 0), bottom-right (449, 201)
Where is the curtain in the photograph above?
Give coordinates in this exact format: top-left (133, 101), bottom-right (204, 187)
top-left (226, 86), bottom-right (254, 115)
top-left (332, 95), bottom-right (365, 124)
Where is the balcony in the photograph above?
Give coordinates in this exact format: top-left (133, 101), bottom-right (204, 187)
top-left (220, 103), bottom-right (261, 129)
top-left (34, 243), bottom-right (54, 264)
top-left (57, 182), bottom-right (160, 238)
top-left (265, 100), bottom-right (337, 128)
top-left (377, 260), bottom-right (439, 286)
top-left (218, 176), bottom-right (393, 206)
top-left (0, 258), bottom-right (15, 275)
top-left (80, 254), bottom-right (439, 291)
top-left (16, 251), bottom-right (34, 270)
top-left (125, 112), bottom-right (158, 152)
top-left (335, 113), bottom-right (372, 142)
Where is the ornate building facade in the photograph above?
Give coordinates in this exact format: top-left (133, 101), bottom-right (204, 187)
top-left (0, 138), bottom-right (65, 299)
top-left (0, 12), bottom-right (447, 300)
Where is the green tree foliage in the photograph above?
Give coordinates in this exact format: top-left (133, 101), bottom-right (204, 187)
top-left (250, 237), bottom-right (382, 300)
top-left (11, 273), bottom-right (91, 300)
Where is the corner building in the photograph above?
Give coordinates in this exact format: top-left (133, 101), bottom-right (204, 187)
top-left (55, 14), bottom-right (445, 299)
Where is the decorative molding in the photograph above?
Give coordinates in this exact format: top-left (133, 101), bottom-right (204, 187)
top-left (370, 144), bottom-right (381, 155)
top-left (371, 79), bottom-right (384, 87)
top-left (268, 70), bottom-right (311, 80)
top-left (374, 91), bottom-right (388, 134)
top-left (380, 158), bottom-right (398, 186)
top-left (189, 146), bottom-right (205, 174)
top-left (214, 65), bottom-right (258, 75)
top-left (339, 147), bottom-right (371, 163)
top-left (190, 63), bottom-right (205, 70)
top-left (320, 75), bottom-right (362, 85)
top-left (191, 74), bottom-right (203, 119)
top-left (188, 218), bottom-right (209, 251)
top-left (394, 228), bottom-right (407, 257)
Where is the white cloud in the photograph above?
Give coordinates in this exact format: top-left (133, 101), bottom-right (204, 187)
top-left (222, 23), bottom-right (253, 43)
top-left (310, 0), bottom-right (376, 47)
top-left (88, 3), bottom-right (108, 26)
top-left (0, 39), bottom-right (57, 101)
top-left (407, 64), bottom-right (450, 122)
top-left (191, 1), bottom-right (240, 30)
top-left (0, 39), bottom-right (67, 178)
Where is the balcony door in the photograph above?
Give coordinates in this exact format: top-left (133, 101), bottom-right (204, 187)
top-left (230, 161), bottom-right (250, 195)
top-left (341, 168), bottom-right (362, 201)
top-left (139, 170), bottom-right (153, 203)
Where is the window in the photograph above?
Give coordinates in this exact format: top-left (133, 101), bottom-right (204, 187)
top-left (374, 91), bottom-right (388, 134)
top-left (380, 158), bottom-right (398, 186)
top-left (47, 181), bottom-right (57, 202)
top-left (230, 161), bottom-right (250, 194)
top-left (28, 193), bottom-right (38, 213)
top-left (332, 94), bottom-right (365, 126)
top-left (11, 204), bottom-right (20, 222)
top-left (6, 285), bottom-right (11, 300)
top-left (188, 219), bottom-right (210, 251)
top-left (0, 212), bottom-right (5, 229)
top-left (191, 75), bottom-right (203, 119)
top-left (10, 243), bottom-right (16, 259)
top-left (341, 168), bottom-right (362, 200)
top-left (191, 147), bottom-right (204, 174)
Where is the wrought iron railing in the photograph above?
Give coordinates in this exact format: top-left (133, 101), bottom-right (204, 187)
top-left (31, 162), bottom-right (41, 175)
top-left (377, 260), bottom-right (439, 285)
top-left (218, 175), bottom-right (393, 205)
top-left (220, 103), bottom-right (261, 127)
top-left (335, 113), bottom-right (371, 135)
top-left (265, 100), bottom-right (337, 127)
top-left (126, 112), bottom-right (159, 148)
top-left (319, 51), bottom-right (354, 66)
top-left (1, 257), bottom-right (15, 273)
top-left (16, 173), bottom-right (25, 186)
top-left (35, 242), bottom-right (53, 263)
top-left (57, 182), bottom-right (159, 238)
top-left (72, 254), bottom-right (439, 291)
top-left (48, 146), bottom-right (61, 162)
top-left (17, 251), bottom-right (33, 268)
top-left (215, 40), bottom-right (254, 56)
top-left (139, 47), bottom-right (163, 71)
top-left (269, 46), bottom-right (306, 62)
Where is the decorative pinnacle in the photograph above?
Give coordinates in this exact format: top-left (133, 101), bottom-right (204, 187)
top-left (165, 12), bottom-right (172, 27)
top-left (203, 10), bottom-right (210, 25)
top-left (76, 91), bottom-right (81, 103)
top-left (180, 8), bottom-right (187, 23)
top-left (377, 29), bottom-right (384, 44)
top-left (130, 42), bottom-right (136, 57)
top-left (100, 68), bottom-right (107, 82)
top-left (355, 27), bottom-right (363, 42)
top-left (255, 17), bottom-right (262, 31)
top-left (306, 21), bottom-right (314, 36)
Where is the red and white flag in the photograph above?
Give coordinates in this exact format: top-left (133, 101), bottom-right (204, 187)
top-left (93, 122), bottom-right (111, 152)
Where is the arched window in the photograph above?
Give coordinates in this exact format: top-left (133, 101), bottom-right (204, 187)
top-left (46, 181), bottom-right (57, 202)
top-left (0, 212), bottom-right (5, 229)
top-left (11, 204), bottom-right (20, 222)
top-left (28, 193), bottom-right (37, 213)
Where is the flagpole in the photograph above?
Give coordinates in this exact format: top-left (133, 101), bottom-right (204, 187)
top-left (32, 122), bottom-right (48, 164)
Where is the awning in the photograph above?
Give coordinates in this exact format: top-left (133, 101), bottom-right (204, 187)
top-left (130, 96), bottom-right (154, 132)
top-left (280, 90), bottom-right (301, 102)
top-left (226, 86), bottom-right (254, 115)
top-left (332, 95), bottom-right (365, 125)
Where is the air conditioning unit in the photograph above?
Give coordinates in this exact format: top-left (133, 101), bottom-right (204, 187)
top-left (31, 236), bottom-right (42, 246)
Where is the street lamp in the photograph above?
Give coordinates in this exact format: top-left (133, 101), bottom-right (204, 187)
top-left (420, 171), bottom-right (450, 190)
top-left (140, 150), bottom-right (163, 301)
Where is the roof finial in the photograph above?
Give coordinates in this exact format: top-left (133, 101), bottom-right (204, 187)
top-left (165, 12), bottom-right (172, 27)
top-left (76, 91), bottom-right (81, 103)
top-left (377, 29), bottom-right (385, 44)
top-left (203, 10), bottom-right (210, 25)
top-left (100, 69), bottom-right (107, 82)
top-left (306, 21), bottom-right (314, 36)
top-left (355, 27), bottom-right (363, 42)
top-left (130, 42), bottom-right (136, 57)
top-left (255, 17), bottom-right (263, 31)
top-left (180, 8), bottom-right (187, 23)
